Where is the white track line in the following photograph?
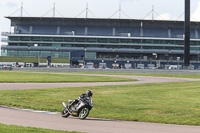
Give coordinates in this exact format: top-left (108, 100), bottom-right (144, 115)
top-left (0, 105), bottom-right (58, 115)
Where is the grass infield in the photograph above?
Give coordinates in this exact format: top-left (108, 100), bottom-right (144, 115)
top-left (0, 72), bottom-right (136, 83)
top-left (90, 73), bottom-right (200, 79)
top-left (0, 123), bottom-right (80, 133)
top-left (0, 81), bottom-right (200, 125)
top-left (15, 71), bottom-right (200, 79)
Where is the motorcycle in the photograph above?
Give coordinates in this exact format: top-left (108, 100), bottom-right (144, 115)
top-left (61, 96), bottom-right (93, 119)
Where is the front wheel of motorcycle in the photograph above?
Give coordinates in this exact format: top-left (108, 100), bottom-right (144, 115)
top-left (78, 107), bottom-right (90, 119)
top-left (62, 108), bottom-right (70, 118)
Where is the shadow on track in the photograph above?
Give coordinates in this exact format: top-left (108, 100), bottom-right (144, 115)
top-left (69, 116), bottom-right (120, 122)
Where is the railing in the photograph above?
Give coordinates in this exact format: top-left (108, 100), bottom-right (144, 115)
top-left (5, 32), bottom-right (199, 39)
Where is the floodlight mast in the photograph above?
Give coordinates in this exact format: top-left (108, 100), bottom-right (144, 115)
top-left (184, 0), bottom-right (190, 68)
top-left (21, 2), bottom-right (23, 17)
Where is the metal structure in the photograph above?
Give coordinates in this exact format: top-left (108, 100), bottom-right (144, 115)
top-left (184, 0), bottom-right (190, 67)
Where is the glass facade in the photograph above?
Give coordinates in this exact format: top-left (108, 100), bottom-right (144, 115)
top-left (4, 50), bottom-right (70, 58)
top-left (85, 52), bottom-right (96, 59)
top-left (4, 35), bottom-right (200, 61)
top-left (7, 35), bottom-right (200, 51)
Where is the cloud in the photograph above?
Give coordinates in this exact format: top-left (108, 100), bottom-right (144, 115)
top-left (191, 1), bottom-right (200, 21)
top-left (4, 2), bottom-right (18, 8)
top-left (118, 0), bottom-right (133, 2)
top-left (156, 13), bottom-right (171, 20)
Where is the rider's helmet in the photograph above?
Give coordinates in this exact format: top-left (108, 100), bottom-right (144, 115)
top-left (86, 90), bottom-right (93, 97)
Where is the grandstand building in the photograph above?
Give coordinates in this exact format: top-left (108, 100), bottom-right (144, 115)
top-left (2, 17), bottom-right (200, 68)
top-left (0, 32), bottom-right (8, 56)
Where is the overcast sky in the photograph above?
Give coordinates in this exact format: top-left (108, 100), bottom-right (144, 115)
top-left (0, 0), bottom-right (200, 32)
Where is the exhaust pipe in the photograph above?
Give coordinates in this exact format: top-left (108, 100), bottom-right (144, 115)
top-left (62, 102), bottom-right (72, 114)
top-left (62, 102), bottom-right (67, 108)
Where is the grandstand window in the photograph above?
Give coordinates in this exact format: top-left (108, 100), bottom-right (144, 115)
top-left (64, 38), bottom-right (74, 42)
top-left (196, 42), bottom-right (200, 45)
top-left (86, 38), bottom-right (97, 42)
top-left (153, 40), bottom-right (160, 44)
top-left (146, 40), bottom-right (153, 44)
top-left (158, 40), bottom-right (164, 44)
top-left (108, 45), bottom-right (117, 48)
top-left (159, 40), bottom-right (170, 44)
top-left (132, 39), bottom-right (142, 44)
top-left (152, 46), bottom-right (164, 49)
top-left (62, 44), bottom-right (72, 47)
top-left (1, 49), bottom-right (7, 56)
top-left (109, 39), bottom-right (119, 43)
top-left (29, 51), bottom-right (40, 57)
top-left (63, 52), bottom-right (70, 58)
top-left (97, 38), bottom-right (107, 43)
top-left (190, 41), bottom-right (197, 45)
top-left (99, 45), bottom-right (105, 48)
top-left (86, 44), bottom-right (97, 48)
top-left (19, 43), bottom-right (28, 46)
top-left (165, 40), bottom-right (175, 44)
top-left (39, 44), bottom-right (52, 47)
top-left (168, 47), bottom-right (175, 50)
top-left (40, 51), bottom-right (52, 57)
top-left (119, 45), bottom-right (131, 48)
top-left (175, 41), bottom-right (184, 45)
top-left (132, 46), bottom-right (141, 49)
top-left (20, 37), bottom-right (31, 41)
top-left (141, 40), bottom-right (146, 43)
top-left (53, 38), bottom-right (63, 42)
top-left (191, 47), bottom-right (196, 50)
top-left (52, 51), bottom-right (63, 58)
top-left (27, 43), bottom-right (34, 47)
top-left (75, 38), bottom-right (86, 42)
top-left (7, 50), bottom-right (18, 56)
top-left (9, 36), bottom-right (19, 41)
top-left (143, 46), bottom-right (152, 49)
top-left (120, 39), bottom-right (131, 43)
top-left (18, 51), bottom-right (29, 56)
top-left (52, 44), bottom-right (61, 47)
top-left (174, 47), bottom-right (183, 50)
top-left (42, 37), bottom-right (53, 42)
top-left (9, 43), bottom-right (18, 46)
top-left (75, 44), bottom-right (84, 47)
top-left (31, 37), bottom-right (41, 41)
top-left (85, 52), bottom-right (96, 59)
top-left (111, 45), bottom-right (118, 48)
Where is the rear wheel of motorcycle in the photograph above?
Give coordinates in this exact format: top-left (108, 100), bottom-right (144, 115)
top-left (78, 107), bottom-right (89, 119)
top-left (62, 108), bottom-right (70, 118)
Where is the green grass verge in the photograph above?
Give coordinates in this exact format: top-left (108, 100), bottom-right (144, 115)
top-left (0, 72), bottom-right (136, 83)
top-left (103, 73), bottom-right (200, 79)
top-left (0, 56), bottom-right (70, 63)
top-left (19, 71), bottom-right (200, 79)
top-left (1, 81), bottom-right (200, 125)
top-left (0, 123), bottom-right (80, 133)
top-left (92, 72), bottom-right (200, 79)
top-left (92, 73), bottom-right (200, 79)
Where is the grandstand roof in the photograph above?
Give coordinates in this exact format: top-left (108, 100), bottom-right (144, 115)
top-left (6, 17), bottom-right (200, 29)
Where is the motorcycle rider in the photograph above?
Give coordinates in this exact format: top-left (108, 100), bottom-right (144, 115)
top-left (68, 90), bottom-right (93, 109)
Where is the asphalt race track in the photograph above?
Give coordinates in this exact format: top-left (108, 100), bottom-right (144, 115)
top-left (0, 73), bottom-right (200, 133)
top-left (1, 73), bottom-right (200, 90)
